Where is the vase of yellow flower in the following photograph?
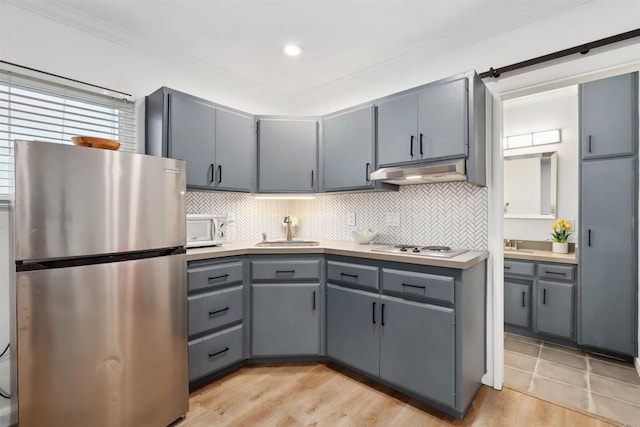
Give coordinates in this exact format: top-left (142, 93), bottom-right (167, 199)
top-left (551, 218), bottom-right (572, 254)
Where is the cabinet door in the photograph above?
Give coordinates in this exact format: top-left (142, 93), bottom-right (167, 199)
top-left (377, 92), bottom-right (418, 166)
top-left (215, 109), bottom-right (252, 192)
top-left (535, 280), bottom-right (574, 339)
top-left (379, 296), bottom-right (455, 408)
top-left (251, 283), bottom-right (320, 356)
top-left (257, 119), bottom-right (317, 192)
top-left (504, 281), bottom-right (530, 328)
top-left (323, 106), bottom-right (375, 191)
top-left (580, 72), bottom-right (638, 159)
top-left (580, 158), bottom-right (636, 355)
top-left (168, 93), bottom-right (215, 188)
top-left (327, 284), bottom-right (379, 377)
top-left (417, 77), bottom-right (468, 160)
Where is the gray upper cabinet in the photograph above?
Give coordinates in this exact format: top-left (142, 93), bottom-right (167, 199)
top-left (580, 72), bottom-right (638, 159)
top-left (145, 87), bottom-right (253, 192)
top-left (327, 284), bottom-right (380, 377)
top-left (214, 109), bottom-right (253, 192)
top-left (257, 118), bottom-right (318, 193)
top-left (251, 282), bottom-right (320, 356)
top-left (168, 93), bottom-right (216, 188)
top-left (535, 280), bottom-right (574, 339)
top-left (379, 295), bottom-right (455, 408)
top-left (377, 93), bottom-right (418, 166)
top-left (580, 157), bottom-right (636, 355)
top-left (417, 77), bottom-right (468, 160)
top-left (377, 76), bottom-right (471, 168)
top-left (323, 106), bottom-right (376, 191)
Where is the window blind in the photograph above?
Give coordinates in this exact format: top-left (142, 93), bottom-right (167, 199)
top-left (0, 70), bottom-right (135, 198)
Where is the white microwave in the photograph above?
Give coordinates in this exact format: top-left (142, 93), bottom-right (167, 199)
top-left (186, 214), bottom-right (226, 248)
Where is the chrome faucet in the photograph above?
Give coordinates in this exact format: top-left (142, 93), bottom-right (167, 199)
top-left (284, 216), bottom-right (293, 241)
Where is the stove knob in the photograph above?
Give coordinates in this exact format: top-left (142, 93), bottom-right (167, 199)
top-left (412, 247), bottom-right (420, 253)
top-left (399, 247), bottom-right (407, 252)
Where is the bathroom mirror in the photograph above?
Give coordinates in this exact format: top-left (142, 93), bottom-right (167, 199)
top-left (504, 151), bottom-right (557, 219)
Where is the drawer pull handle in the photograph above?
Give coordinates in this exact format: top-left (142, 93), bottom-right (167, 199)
top-left (372, 301), bottom-right (376, 324)
top-left (545, 271), bottom-right (566, 276)
top-left (381, 303), bottom-right (386, 326)
top-left (208, 274), bottom-right (229, 282)
top-left (209, 307), bottom-right (230, 316)
top-left (276, 270), bottom-right (295, 276)
top-left (504, 266), bottom-right (511, 270)
top-left (208, 347), bottom-right (229, 358)
top-left (340, 272), bottom-right (358, 279)
top-left (402, 283), bottom-right (426, 290)
top-left (522, 291), bottom-right (525, 307)
top-left (543, 289), bottom-right (547, 305)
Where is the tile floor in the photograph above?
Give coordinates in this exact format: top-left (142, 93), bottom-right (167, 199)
top-left (504, 332), bottom-right (640, 426)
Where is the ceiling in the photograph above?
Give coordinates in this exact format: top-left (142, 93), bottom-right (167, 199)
top-left (55, 0), bottom-right (592, 97)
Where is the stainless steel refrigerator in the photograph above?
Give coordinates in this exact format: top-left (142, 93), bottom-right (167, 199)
top-left (13, 140), bottom-right (188, 427)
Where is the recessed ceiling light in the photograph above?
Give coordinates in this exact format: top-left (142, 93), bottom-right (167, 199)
top-left (283, 43), bottom-right (302, 57)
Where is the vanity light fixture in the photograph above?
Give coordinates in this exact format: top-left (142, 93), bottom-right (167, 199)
top-left (504, 129), bottom-right (561, 150)
top-left (253, 194), bottom-right (315, 200)
top-left (283, 43), bottom-right (302, 57)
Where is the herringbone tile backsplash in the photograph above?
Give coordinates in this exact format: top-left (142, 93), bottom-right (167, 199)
top-left (186, 182), bottom-right (488, 250)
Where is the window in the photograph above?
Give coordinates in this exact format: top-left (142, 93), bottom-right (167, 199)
top-left (0, 70), bottom-right (135, 198)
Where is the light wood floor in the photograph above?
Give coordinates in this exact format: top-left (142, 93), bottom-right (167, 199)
top-left (178, 363), bottom-right (621, 426)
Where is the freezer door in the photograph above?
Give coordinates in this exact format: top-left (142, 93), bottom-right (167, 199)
top-left (15, 140), bottom-right (186, 261)
top-left (16, 253), bottom-right (188, 427)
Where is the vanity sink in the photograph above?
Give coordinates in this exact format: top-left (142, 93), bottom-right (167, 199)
top-left (504, 248), bottom-right (534, 253)
top-left (256, 240), bottom-right (320, 247)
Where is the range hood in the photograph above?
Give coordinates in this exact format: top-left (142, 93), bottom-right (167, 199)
top-left (369, 158), bottom-right (466, 185)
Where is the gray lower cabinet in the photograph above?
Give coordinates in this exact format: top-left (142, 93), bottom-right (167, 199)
top-left (251, 282), bottom-right (320, 356)
top-left (326, 284), bottom-right (380, 377)
top-left (535, 280), bottom-right (574, 339)
top-left (326, 257), bottom-right (486, 418)
top-left (257, 118), bottom-right (318, 192)
top-left (504, 281), bottom-right (530, 328)
top-left (379, 295), bottom-right (455, 408)
top-left (580, 72), bottom-right (638, 159)
top-left (250, 256), bottom-right (323, 357)
top-left (187, 258), bottom-right (246, 382)
top-left (145, 87), bottom-right (253, 192)
top-left (504, 259), bottom-right (576, 342)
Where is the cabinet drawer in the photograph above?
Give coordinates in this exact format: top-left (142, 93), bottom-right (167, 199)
top-left (503, 260), bottom-right (535, 277)
top-left (382, 268), bottom-right (454, 304)
top-left (188, 285), bottom-right (243, 336)
top-left (251, 260), bottom-right (321, 281)
top-left (188, 324), bottom-right (243, 381)
top-left (327, 261), bottom-right (379, 290)
top-left (537, 263), bottom-right (575, 282)
top-left (188, 261), bottom-right (243, 292)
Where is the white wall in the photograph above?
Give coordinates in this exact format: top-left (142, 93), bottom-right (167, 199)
top-left (503, 86), bottom-right (579, 242)
top-left (0, 1), bottom-right (291, 115)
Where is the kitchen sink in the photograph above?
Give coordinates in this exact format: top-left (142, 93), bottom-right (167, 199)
top-left (255, 240), bottom-right (320, 247)
top-left (503, 248), bottom-right (534, 253)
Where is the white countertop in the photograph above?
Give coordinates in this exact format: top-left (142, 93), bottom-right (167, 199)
top-left (187, 240), bottom-right (489, 269)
